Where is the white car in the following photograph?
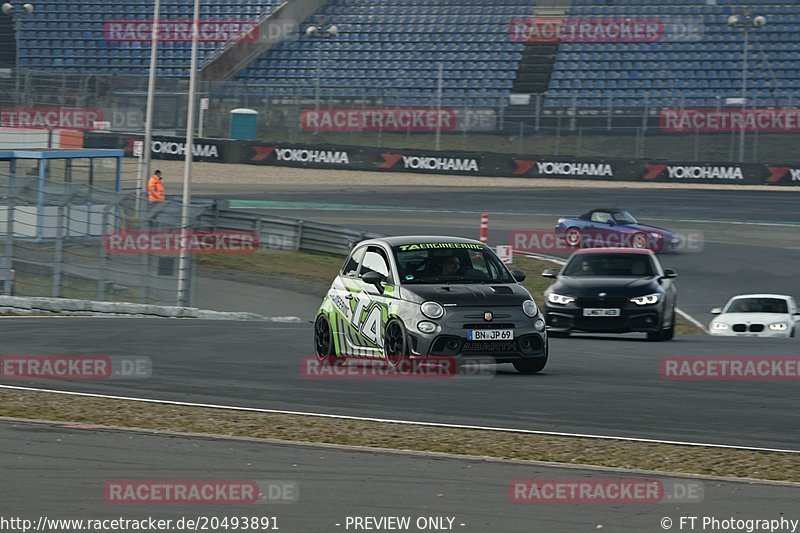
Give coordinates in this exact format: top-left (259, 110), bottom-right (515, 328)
top-left (709, 294), bottom-right (800, 338)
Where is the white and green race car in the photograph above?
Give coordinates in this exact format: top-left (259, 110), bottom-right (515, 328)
top-left (314, 236), bottom-right (549, 374)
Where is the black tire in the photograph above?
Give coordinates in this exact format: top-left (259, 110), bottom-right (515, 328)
top-left (384, 319), bottom-right (409, 368)
top-left (314, 315), bottom-right (342, 366)
top-left (565, 227), bottom-right (582, 247)
top-left (647, 311), bottom-right (671, 342)
top-left (513, 341), bottom-right (548, 374)
top-left (663, 308), bottom-right (676, 340)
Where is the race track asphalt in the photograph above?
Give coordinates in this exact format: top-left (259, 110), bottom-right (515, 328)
top-left (2, 319), bottom-right (798, 450)
top-left (198, 185), bottom-right (800, 323)
top-left (3, 420), bottom-right (799, 533)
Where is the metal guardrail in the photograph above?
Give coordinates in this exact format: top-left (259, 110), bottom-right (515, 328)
top-left (199, 208), bottom-right (385, 256)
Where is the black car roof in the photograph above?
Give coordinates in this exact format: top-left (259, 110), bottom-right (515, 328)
top-left (579, 208), bottom-right (630, 218)
top-left (365, 236), bottom-right (486, 247)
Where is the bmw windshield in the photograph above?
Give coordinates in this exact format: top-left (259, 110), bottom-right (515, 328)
top-left (563, 253), bottom-right (655, 277)
top-left (392, 243), bottom-right (515, 284)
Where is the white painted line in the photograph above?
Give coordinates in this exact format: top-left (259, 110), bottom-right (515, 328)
top-left (2, 384), bottom-right (797, 454)
top-left (517, 251), bottom-right (708, 334)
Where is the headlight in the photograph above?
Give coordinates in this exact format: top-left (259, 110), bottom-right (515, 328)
top-left (547, 293), bottom-right (575, 305)
top-left (534, 319), bottom-right (546, 331)
top-left (630, 293), bottom-right (660, 305)
top-left (417, 321), bottom-right (438, 334)
top-left (769, 323), bottom-right (789, 331)
top-left (523, 299), bottom-right (538, 318)
top-left (712, 322), bottom-right (729, 330)
top-left (420, 301), bottom-right (444, 319)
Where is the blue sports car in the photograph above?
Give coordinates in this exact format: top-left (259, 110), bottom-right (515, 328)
top-left (555, 209), bottom-right (681, 252)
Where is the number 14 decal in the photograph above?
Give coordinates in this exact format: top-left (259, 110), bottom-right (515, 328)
top-left (351, 291), bottom-right (384, 347)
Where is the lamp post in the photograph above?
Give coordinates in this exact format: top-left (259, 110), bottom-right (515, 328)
top-left (2, 2), bottom-right (34, 105)
top-left (305, 22), bottom-right (338, 115)
top-left (139, 0), bottom-right (161, 218)
top-left (176, 0), bottom-right (201, 307)
top-left (727, 10), bottom-right (766, 163)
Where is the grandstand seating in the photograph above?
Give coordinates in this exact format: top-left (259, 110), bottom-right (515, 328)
top-left (547, 0), bottom-right (800, 108)
top-left (236, 0), bottom-right (531, 107)
top-left (17, 0), bottom-right (277, 75)
top-left (14, 0), bottom-right (800, 110)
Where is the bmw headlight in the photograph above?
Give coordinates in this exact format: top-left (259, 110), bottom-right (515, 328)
top-left (420, 301), bottom-right (444, 319)
top-left (712, 322), bottom-right (729, 330)
top-left (630, 293), bottom-right (660, 306)
top-left (769, 322), bottom-right (789, 331)
top-left (547, 293), bottom-right (576, 305)
top-left (523, 299), bottom-right (538, 318)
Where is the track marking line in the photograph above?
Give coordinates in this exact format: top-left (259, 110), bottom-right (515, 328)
top-left (1, 384), bottom-right (797, 454)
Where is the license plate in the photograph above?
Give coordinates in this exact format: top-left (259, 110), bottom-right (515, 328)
top-left (583, 308), bottom-right (621, 317)
top-left (467, 329), bottom-right (514, 341)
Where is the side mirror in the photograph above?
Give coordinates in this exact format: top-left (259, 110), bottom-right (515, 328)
top-left (361, 271), bottom-right (386, 291)
top-left (661, 268), bottom-right (677, 279)
top-left (710, 307), bottom-right (722, 315)
top-left (511, 269), bottom-right (526, 282)
top-left (541, 268), bottom-right (558, 279)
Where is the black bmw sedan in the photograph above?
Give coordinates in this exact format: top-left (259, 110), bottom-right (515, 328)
top-left (542, 248), bottom-right (677, 341)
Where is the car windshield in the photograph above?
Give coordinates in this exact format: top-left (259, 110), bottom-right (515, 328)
top-left (726, 298), bottom-right (788, 314)
top-left (612, 211), bottom-right (638, 224)
top-left (563, 253), bottom-right (655, 277)
top-left (392, 243), bottom-right (514, 284)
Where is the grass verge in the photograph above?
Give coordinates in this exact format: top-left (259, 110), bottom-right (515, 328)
top-left (0, 389), bottom-right (796, 482)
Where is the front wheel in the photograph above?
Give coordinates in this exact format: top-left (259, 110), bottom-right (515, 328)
top-left (384, 319), bottom-right (409, 368)
top-left (565, 227), bottom-right (582, 247)
top-left (514, 341), bottom-right (548, 374)
top-left (314, 315), bottom-right (343, 365)
top-left (663, 308), bottom-right (676, 340)
top-left (632, 232), bottom-right (648, 249)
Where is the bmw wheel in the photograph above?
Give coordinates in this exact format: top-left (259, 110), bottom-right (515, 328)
top-left (663, 308), bottom-right (676, 341)
top-left (384, 319), bottom-right (409, 369)
top-left (314, 315), bottom-right (342, 366)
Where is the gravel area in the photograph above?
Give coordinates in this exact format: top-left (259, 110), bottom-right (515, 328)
top-left (1, 389), bottom-right (798, 482)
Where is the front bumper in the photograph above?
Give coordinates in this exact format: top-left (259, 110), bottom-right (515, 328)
top-left (709, 328), bottom-right (791, 338)
top-left (406, 307), bottom-right (547, 364)
top-left (544, 303), bottom-right (665, 333)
